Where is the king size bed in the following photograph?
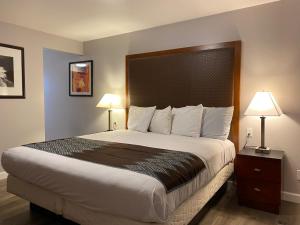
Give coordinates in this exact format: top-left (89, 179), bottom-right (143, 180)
top-left (1, 41), bottom-right (241, 225)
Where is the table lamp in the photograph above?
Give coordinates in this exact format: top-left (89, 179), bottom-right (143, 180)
top-left (244, 91), bottom-right (282, 154)
top-left (96, 94), bottom-right (121, 131)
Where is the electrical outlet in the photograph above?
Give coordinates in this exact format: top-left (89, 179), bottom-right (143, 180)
top-left (297, 170), bottom-right (300, 181)
top-left (113, 122), bottom-right (118, 130)
top-left (246, 128), bottom-right (253, 137)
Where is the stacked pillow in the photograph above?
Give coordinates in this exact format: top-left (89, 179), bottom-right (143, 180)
top-left (127, 106), bottom-right (156, 132)
top-left (149, 106), bottom-right (172, 135)
top-left (171, 105), bottom-right (203, 137)
top-left (127, 105), bottom-right (234, 140)
top-left (201, 106), bottom-right (234, 140)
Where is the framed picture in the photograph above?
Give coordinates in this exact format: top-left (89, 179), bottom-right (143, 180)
top-left (69, 60), bottom-right (93, 97)
top-left (0, 43), bottom-right (25, 98)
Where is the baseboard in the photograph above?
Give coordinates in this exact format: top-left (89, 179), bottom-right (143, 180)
top-left (282, 191), bottom-right (300, 204)
top-left (0, 171), bottom-right (8, 180)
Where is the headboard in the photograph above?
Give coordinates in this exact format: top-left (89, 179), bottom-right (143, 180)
top-left (125, 41), bottom-right (241, 152)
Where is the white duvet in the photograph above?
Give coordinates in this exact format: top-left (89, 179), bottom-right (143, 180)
top-left (1, 130), bottom-right (235, 223)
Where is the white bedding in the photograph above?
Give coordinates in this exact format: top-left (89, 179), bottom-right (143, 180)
top-left (1, 130), bottom-right (235, 223)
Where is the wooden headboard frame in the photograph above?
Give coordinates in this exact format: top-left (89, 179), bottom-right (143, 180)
top-left (125, 41), bottom-right (241, 152)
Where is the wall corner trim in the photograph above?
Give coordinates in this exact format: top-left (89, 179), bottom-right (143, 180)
top-left (0, 171), bottom-right (8, 180)
top-left (282, 191), bottom-right (300, 204)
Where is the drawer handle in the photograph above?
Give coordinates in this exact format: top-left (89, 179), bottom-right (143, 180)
top-left (253, 168), bottom-right (261, 172)
top-left (254, 187), bottom-right (261, 192)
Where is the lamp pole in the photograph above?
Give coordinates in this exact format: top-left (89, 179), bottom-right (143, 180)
top-left (260, 116), bottom-right (266, 149)
top-left (108, 109), bottom-right (112, 131)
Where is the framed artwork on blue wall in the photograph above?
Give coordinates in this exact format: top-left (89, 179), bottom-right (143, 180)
top-left (69, 60), bottom-right (93, 97)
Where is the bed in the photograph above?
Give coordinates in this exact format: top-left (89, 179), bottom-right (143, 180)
top-left (2, 41), bottom-right (241, 225)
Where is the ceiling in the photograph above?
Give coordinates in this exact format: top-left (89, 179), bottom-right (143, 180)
top-left (0, 0), bottom-right (279, 41)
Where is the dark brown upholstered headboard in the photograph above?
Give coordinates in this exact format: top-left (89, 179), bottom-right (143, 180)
top-left (125, 41), bottom-right (241, 152)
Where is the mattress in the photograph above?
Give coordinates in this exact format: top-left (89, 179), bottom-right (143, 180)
top-left (2, 130), bottom-right (235, 223)
top-left (7, 163), bottom-right (234, 225)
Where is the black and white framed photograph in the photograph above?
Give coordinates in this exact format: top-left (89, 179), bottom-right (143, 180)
top-left (0, 43), bottom-right (25, 98)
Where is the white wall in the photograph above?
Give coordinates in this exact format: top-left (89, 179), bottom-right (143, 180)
top-left (0, 21), bottom-right (82, 170)
top-left (84, 0), bottom-right (300, 195)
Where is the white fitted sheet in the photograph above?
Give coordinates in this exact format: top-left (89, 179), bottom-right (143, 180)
top-left (2, 130), bottom-right (235, 223)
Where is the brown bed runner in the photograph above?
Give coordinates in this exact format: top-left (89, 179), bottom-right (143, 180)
top-left (24, 137), bottom-right (205, 193)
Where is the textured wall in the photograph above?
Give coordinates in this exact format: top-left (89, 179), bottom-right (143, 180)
top-left (84, 0), bottom-right (300, 195)
top-left (0, 21), bottom-right (82, 170)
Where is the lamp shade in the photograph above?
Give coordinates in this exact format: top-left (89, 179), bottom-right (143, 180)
top-left (244, 92), bottom-right (282, 116)
top-left (96, 94), bottom-right (121, 109)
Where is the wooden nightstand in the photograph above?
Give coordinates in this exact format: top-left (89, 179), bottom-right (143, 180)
top-left (236, 148), bottom-right (284, 214)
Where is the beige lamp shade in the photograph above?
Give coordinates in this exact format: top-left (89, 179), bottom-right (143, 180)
top-left (96, 94), bottom-right (122, 109)
top-left (244, 92), bottom-right (282, 116)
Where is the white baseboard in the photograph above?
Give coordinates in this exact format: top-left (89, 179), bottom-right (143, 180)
top-left (0, 171), bottom-right (8, 180)
top-left (282, 191), bottom-right (300, 204)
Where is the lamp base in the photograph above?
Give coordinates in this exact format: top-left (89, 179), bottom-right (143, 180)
top-left (255, 146), bottom-right (271, 154)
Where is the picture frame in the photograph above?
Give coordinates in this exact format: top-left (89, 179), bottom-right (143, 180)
top-left (0, 43), bottom-right (25, 99)
top-left (69, 60), bottom-right (93, 97)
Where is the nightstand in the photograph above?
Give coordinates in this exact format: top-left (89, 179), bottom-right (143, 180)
top-left (236, 148), bottom-right (284, 214)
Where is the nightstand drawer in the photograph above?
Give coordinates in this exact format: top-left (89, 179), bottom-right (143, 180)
top-left (237, 180), bottom-right (281, 205)
top-left (236, 156), bottom-right (281, 182)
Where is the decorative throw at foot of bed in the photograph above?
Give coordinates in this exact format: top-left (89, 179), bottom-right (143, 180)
top-left (25, 137), bottom-right (205, 192)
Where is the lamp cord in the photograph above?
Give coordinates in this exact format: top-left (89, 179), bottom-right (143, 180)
top-left (243, 134), bottom-right (256, 149)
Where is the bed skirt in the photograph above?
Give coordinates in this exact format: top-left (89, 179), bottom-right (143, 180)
top-left (7, 163), bottom-right (233, 225)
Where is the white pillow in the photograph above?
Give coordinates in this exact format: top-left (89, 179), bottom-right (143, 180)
top-left (128, 106), bottom-right (156, 132)
top-left (149, 106), bottom-right (172, 135)
top-left (171, 105), bottom-right (203, 137)
top-left (201, 106), bottom-right (234, 140)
